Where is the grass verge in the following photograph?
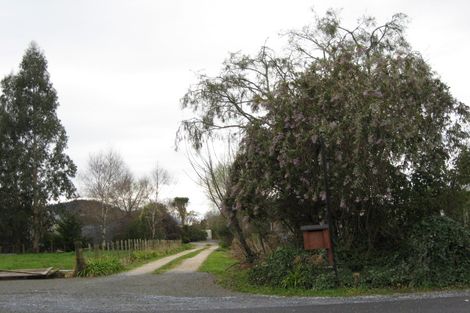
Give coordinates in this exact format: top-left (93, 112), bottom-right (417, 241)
top-left (0, 252), bottom-right (76, 270)
top-left (0, 243), bottom-right (194, 277)
top-left (198, 248), bottom-right (469, 297)
top-left (154, 248), bottom-right (205, 274)
top-left (80, 243), bottom-right (195, 277)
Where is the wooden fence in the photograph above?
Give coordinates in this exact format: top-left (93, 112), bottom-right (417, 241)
top-left (86, 239), bottom-right (181, 252)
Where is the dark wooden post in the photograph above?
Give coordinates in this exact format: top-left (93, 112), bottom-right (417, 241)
top-left (73, 241), bottom-right (86, 276)
top-left (320, 137), bottom-right (339, 286)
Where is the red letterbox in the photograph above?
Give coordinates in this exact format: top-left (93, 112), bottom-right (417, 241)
top-left (300, 224), bottom-right (333, 265)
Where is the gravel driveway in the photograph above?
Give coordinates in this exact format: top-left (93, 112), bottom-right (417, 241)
top-left (0, 242), bottom-right (469, 313)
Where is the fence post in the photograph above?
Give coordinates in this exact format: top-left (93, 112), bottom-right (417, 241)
top-left (73, 241), bottom-right (86, 277)
top-left (93, 243), bottom-right (99, 258)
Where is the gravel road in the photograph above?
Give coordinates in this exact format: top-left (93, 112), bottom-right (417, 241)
top-left (124, 247), bottom-right (202, 276)
top-left (1, 274), bottom-right (469, 313)
top-left (169, 244), bottom-right (218, 273)
top-left (0, 243), bottom-right (469, 313)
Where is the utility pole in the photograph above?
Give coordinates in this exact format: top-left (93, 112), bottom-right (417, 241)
top-left (319, 136), bottom-right (340, 286)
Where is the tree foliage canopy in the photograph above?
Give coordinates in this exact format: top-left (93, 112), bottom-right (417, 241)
top-left (0, 43), bottom-right (77, 252)
top-left (179, 11), bottom-right (470, 255)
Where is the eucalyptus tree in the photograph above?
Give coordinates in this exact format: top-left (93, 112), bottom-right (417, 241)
top-left (179, 11), bottom-right (469, 256)
top-left (0, 43), bottom-right (77, 252)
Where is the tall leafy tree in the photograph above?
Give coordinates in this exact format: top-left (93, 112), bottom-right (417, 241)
top-left (0, 100), bottom-right (31, 251)
top-left (0, 42), bottom-right (77, 252)
top-left (179, 11), bottom-right (470, 257)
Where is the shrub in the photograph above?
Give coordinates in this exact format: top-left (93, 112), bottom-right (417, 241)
top-left (360, 264), bottom-right (411, 288)
top-left (406, 215), bottom-right (470, 286)
top-left (181, 225), bottom-right (207, 243)
top-left (248, 216), bottom-right (470, 290)
top-left (77, 256), bottom-right (124, 277)
top-left (354, 216), bottom-right (470, 288)
top-left (248, 246), bottom-right (338, 289)
top-left (248, 217), bottom-right (470, 290)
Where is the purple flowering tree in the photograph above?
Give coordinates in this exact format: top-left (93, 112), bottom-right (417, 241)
top-left (179, 11), bottom-right (469, 258)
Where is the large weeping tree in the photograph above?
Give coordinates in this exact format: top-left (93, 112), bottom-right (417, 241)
top-left (0, 42), bottom-right (77, 252)
top-left (178, 11), bottom-right (469, 258)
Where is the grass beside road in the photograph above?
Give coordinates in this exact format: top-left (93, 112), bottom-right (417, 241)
top-left (199, 248), bottom-right (467, 297)
top-left (154, 248), bottom-right (205, 274)
top-left (0, 243), bottom-right (194, 275)
top-left (0, 252), bottom-right (76, 270)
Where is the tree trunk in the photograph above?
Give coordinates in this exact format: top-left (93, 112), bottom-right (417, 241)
top-left (31, 205), bottom-right (41, 253)
top-left (101, 204), bottom-right (107, 249)
top-left (229, 211), bottom-right (255, 263)
top-left (151, 209), bottom-right (157, 239)
top-left (31, 165), bottom-right (41, 253)
top-left (73, 241), bottom-right (86, 276)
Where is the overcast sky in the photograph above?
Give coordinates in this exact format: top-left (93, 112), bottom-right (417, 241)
top-left (1, 0), bottom-right (469, 215)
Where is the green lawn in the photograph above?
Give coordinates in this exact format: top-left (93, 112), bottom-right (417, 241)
top-left (0, 244), bottom-right (194, 272)
top-left (199, 248), bottom-right (467, 297)
top-left (154, 248), bottom-right (205, 274)
top-left (0, 252), bottom-right (76, 270)
top-left (198, 247), bottom-right (238, 275)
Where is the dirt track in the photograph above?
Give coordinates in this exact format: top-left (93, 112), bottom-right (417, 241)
top-left (169, 244), bottom-right (218, 273)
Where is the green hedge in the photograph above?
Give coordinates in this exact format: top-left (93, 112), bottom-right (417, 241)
top-left (249, 216), bottom-right (470, 289)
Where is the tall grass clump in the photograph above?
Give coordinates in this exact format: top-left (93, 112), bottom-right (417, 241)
top-left (77, 256), bottom-right (124, 277)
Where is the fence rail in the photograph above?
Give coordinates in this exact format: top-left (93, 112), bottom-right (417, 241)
top-left (86, 239), bottom-right (181, 252)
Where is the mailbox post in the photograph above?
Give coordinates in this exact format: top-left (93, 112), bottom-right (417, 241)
top-left (300, 224), bottom-right (334, 265)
